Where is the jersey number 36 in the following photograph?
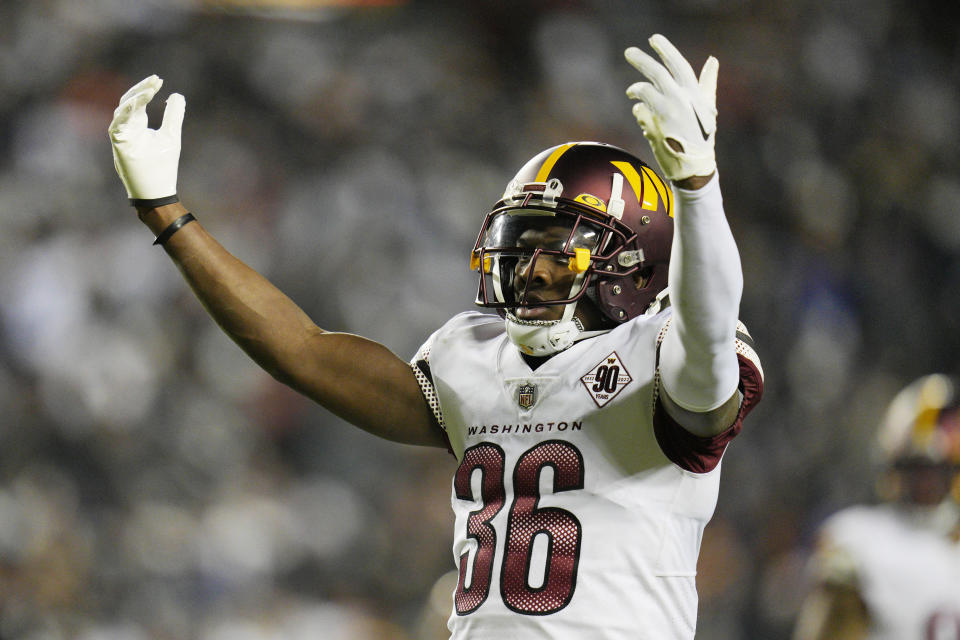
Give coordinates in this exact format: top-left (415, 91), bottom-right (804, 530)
top-left (454, 440), bottom-right (584, 616)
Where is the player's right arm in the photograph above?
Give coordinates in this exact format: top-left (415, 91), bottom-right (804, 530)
top-left (625, 36), bottom-right (744, 436)
top-left (109, 76), bottom-right (444, 449)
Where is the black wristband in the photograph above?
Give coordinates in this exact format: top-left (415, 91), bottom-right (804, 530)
top-left (153, 213), bottom-right (196, 246)
top-left (131, 194), bottom-right (180, 208)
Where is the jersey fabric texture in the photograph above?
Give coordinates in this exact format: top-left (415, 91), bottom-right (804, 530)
top-left (411, 308), bottom-right (763, 639)
top-left (817, 505), bottom-right (960, 640)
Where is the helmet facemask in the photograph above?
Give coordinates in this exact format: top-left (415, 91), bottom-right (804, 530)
top-left (481, 213), bottom-right (601, 308)
top-left (472, 187), bottom-right (639, 356)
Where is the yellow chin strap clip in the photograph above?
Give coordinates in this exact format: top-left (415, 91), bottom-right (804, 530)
top-left (568, 247), bottom-right (591, 273)
top-left (470, 252), bottom-right (493, 273)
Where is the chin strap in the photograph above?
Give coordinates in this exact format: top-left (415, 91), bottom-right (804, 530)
top-left (644, 288), bottom-right (671, 316)
top-left (505, 303), bottom-right (610, 356)
top-left (505, 260), bottom-right (619, 356)
top-left (505, 304), bottom-right (581, 357)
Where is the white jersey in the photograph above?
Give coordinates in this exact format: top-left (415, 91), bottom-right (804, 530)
top-left (411, 308), bottom-right (763, 639)
top-left (817, 505), bottom-right (960, 640)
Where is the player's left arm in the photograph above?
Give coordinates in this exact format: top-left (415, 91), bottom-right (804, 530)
top-left (626, 35), bottom-right (746, 437)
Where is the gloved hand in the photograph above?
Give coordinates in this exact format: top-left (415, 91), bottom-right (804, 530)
top-left (624, 34), bottom-right (718, 181)
top-left (108, 75), bottom-right (185, 202)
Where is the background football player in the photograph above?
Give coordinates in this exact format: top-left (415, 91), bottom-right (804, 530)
top-left (792, 373), bottom-right (960, 640)
top-left (109, 34), bottom-right (763, 639)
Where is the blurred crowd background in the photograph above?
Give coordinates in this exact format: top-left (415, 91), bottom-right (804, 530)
top-left (1, 0), bottom-right (958, 638)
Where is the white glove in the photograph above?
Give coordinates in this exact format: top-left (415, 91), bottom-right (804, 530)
top-left (108, 75), bottom-right (185, 201)
top-left (624, 34), bottom-right (718, 181)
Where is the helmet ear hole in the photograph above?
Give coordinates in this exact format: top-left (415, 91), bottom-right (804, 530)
top-left (634, 266), bottom-right (654, 290)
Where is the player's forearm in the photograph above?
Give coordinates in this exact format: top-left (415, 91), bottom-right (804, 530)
top-left (138, 204), bottom-right (443, 445)
top-left (668, 174), bottom-right (742, 344)
top-left (659, 173), bottom-right (742, 412)
top-left (139, 203), bottom-right (324, 382)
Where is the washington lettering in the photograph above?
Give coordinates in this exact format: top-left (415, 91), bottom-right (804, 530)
top-left (467, 421), bottom-right (583, 436)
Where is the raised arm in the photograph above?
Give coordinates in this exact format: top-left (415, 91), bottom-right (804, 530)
top-left (625, 35), bottom-right (743, 436)
top-left (109, 76), bottom-right (444, 448)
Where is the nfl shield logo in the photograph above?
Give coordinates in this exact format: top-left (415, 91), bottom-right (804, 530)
top-left (517, 384), bottom-right (537, 409)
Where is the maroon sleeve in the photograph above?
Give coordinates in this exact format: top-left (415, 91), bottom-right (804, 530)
top-left (653, 352), bottom-right (764, 473)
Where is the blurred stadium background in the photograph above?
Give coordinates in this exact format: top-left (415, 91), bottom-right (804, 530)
top-left (0, 0), bottom-right (958, 638)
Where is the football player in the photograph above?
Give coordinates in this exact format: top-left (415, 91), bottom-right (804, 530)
top-left (793, 374), bottom-right (960, 640)
top-left (109, 34), bottom-right (763, 639)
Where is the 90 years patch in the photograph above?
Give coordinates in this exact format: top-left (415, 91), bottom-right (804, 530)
top-left (580, 352), bottom-right (632, 408)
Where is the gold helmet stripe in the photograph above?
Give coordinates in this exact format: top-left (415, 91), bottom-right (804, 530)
top-left (641, 165), bottom-right (673, 217)
top-left (534, 142), bottom-right (577, 182)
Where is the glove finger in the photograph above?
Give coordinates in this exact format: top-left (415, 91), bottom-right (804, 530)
top-left (625, 80), bottom-right (655, 101)
top-left (624, 46), bottom-right (676, 94)
top-left (631, 102), bottom-right (655, 130)
top-left (109, 100), bottom-right (132, 132)
top-left (109, 98), bottom-right (141, 138)
top-left (109, 96), bottom-right (151, 142)
top-left (159, 93), bottom-right (186, 143)
top-left (698, 56), bottom-right (719, 110)
top-left (628, 82), bottom-right (673, 120)
top-left (111, 87), bottom-right (155, 131)
top-left (117, 75), bottom-right (162, 108)
top-left (648, 34), bottom-right (698, 89)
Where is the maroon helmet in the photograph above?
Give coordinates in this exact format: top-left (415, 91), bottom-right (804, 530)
top-left (472, 141), bottom-right (674, 326)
